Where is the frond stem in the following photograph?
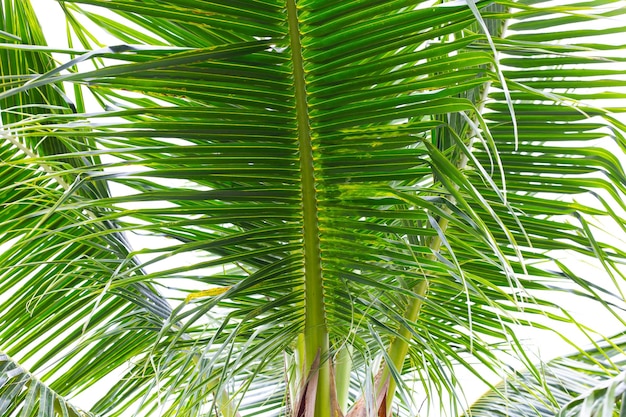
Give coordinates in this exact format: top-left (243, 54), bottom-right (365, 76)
top-left (287, 0), bottom-right (331, 415)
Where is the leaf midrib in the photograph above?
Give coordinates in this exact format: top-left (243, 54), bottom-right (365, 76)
top-left (287, 0), bottom-right (331, 415)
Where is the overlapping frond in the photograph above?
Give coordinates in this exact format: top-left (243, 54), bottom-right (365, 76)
top-left (469, 332), bottom-right (626, 417)
top-left (0, 351), bottom-right (92, 417)
top-left (1, 0), bottom-right (625, 416)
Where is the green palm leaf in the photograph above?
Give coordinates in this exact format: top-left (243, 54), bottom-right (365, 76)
top-left (469, 332), bottom-right (626, 417)
top-left (0, 352), bottom-right (92, 417)
top-left (1, 0), bottom-right (626, 416)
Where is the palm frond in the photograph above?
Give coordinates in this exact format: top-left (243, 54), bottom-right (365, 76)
top-left (468, 332), bottom-right (626, 417)
top-left (0, 351), bottom-right (91, 417)
top-left (1, 0), bottom-right (626, 416)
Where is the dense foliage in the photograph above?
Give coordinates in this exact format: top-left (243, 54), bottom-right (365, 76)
top-left (1, 1), bottom-right (626, 416)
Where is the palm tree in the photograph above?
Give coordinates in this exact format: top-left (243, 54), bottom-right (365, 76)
top-left (1, 0), bottom-right (626, 416)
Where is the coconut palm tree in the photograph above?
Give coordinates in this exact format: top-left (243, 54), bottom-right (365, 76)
top-left (1, 0), bottom-right (626, 416)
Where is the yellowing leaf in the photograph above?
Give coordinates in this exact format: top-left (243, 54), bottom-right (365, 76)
top-left (185, 286), bottom-right (231, 303)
